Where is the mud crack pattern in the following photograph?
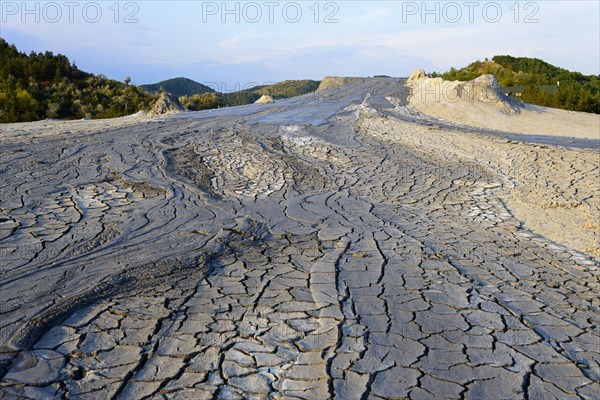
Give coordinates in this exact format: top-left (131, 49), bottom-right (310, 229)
top-left (0, 78), bottom-right (598, 399)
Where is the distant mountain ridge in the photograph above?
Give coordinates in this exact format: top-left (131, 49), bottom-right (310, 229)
top-left (251, 80), bottom-right (321, 99)
top-left (140, 78), bottom-right (321, 106)
top-left (139, 77), bottom-right (215, 97)
top-left (178, 79), bottom-right (321, 111)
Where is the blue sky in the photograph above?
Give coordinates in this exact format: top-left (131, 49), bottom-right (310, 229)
top-left (1, 1), bottom-right (598, 86)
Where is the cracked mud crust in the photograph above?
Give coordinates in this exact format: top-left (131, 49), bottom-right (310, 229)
top-left (0, 77), bottom-right (598, 399)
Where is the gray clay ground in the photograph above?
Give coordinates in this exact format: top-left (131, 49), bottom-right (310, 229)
top-left (0, 78), bottom-right (598, 399)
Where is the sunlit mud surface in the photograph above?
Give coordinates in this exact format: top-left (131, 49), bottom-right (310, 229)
top-left (1, 78), bottom-right (598, 399)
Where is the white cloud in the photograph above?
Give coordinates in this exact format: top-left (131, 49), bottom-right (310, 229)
top-left (219, 32), bottom-right (261, 49)
top-left (3, 0), bottom-right (597, 82)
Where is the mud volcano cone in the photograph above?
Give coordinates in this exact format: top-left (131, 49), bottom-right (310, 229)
top-left (149, 92), bottom-right (186, 116)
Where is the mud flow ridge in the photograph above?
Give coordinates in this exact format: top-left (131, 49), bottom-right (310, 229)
top-left (0, 77), bottom-right (598, 399)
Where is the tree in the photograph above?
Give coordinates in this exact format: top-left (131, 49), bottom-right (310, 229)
top-left (124, 76), bottom-right (131, 85)
top-left (179, 93), bottom-right (223, 111)
top-left (0, 39), bottom-right (156, 122)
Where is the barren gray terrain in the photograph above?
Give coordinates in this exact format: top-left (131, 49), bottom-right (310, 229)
top-left (0, 78), bottom-right (598, 399)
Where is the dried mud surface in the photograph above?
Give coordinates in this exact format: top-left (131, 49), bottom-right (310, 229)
top-left (0, 78), bottom-right (598, 399)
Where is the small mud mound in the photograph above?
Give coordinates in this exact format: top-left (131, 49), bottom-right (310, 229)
top-left (148, 92), bottom-right (185, 117)
top-left (254, 95), bottom-right (274, 104)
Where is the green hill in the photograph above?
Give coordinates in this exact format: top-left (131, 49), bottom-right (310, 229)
top-left (219, 79), bottom-right (321, 107)
top-left (139, 78), bottom-right (215, 97)
top-left (434, 56), bottom-right (599, 113)
top-left (0, 38), bottom-right (155, 122)
top-left (252, 80), bottom-right (321, 99)
top-left (180, 79), bottom-right (321, 110)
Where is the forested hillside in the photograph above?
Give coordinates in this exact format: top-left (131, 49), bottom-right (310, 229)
top-left (252, 80), bottom-right (321, 99)
top-left (139, 78), bottom-right (215, 97)
top-left (433, 56), bottom-right (599, 113)
top-left (0, 38), bottom-right (155, 122)
top-left (179, 80), bottom-right (321, 111)
top-left (0, 37), bottom-right (322, 121)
